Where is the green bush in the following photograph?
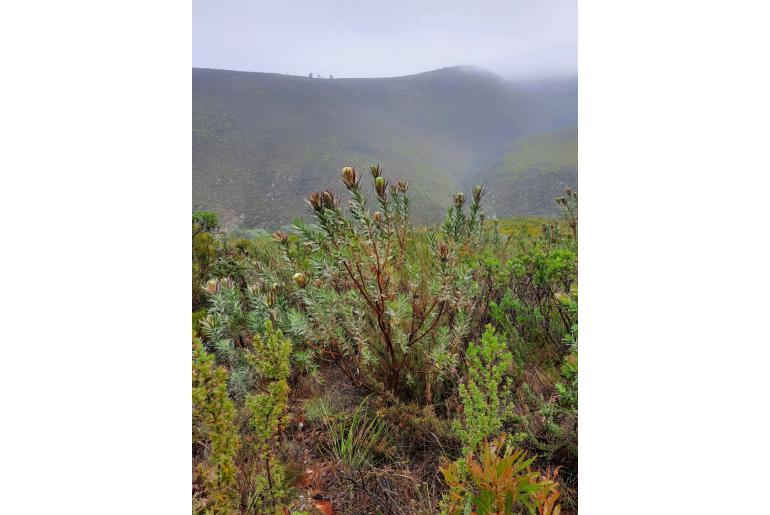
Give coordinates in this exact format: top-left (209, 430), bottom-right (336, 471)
top-left (192, 338), bottom-right (240, 513)
top-left (243, 322), bottom-right (292, 513)
top-left (454, 325), bottom-right (514, 452)
top-left (291, 348), bottom-right (318, 377)
top-left (283, 166), bottom-right (488, 400)
top-left (193, 210), bottom-right (220, 236)
top-left (440, 434), bottom-right (561, 515)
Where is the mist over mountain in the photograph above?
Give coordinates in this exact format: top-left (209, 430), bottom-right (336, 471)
top-left (193, 66), bottom-right (577, 228)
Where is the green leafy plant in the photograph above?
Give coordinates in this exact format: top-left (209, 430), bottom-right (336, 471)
top-left (284, 165), bottom-right (487, 399)
top-left (243, 321), bottom-right (292, 513)
top-left (440, 434), bottom-right (560, 515)
top-left (193, 210), bottom-right (220, 236)
top-left (192, 212), bottom-right (221, 311)
top-left (291, 348), bottom-right (319, 377)
top-left (199, 278), bottom-right (270, 399)
top-left (442, 185), bottom-right (486, 244)
top-left (554, 287), bottom-right (578, 411)
top-left (454, 325), bottom-right (514, 452)
top-left (192, 338), bottom-right (240, 513)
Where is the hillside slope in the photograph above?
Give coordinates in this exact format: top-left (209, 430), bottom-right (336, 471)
top-left (193, 66), bottom-right (577, 228)
top-left (471, 128), bottom-right (578, 218)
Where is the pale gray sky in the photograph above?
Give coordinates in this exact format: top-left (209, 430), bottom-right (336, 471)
top-left (193, 0), bottom-right (577, 80)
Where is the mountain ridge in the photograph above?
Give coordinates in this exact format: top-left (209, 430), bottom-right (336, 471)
top-left (191, 64), bottom-right (539, 81)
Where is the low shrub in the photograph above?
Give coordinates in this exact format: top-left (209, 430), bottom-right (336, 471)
top-left (192, 338), bottom-right (240, 513)
top-left (440, 433), bottom-right (561, 515)
top-left (454, 325), bottom-right (514, 453)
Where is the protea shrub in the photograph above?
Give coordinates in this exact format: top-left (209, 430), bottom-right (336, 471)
top-left (281, 165), bottom-right (493, 400)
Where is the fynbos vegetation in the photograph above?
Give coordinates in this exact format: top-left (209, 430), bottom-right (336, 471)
top-left (192, 165), bottom-right (578, 513)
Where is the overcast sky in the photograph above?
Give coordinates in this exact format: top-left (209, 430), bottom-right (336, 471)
top-left (193, 0), bottom-right (576, 80)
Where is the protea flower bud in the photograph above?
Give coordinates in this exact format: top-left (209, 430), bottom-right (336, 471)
top-left (374, 176), bottom-right (387, 197)
top-left (472, 185), bottom-right (484, 203)
top-left (373, 211), bottom-right (383, 223)
top-left (322, 190), bottom-right (339, 210)
top-left (565, 186), bottom-right (573, 196)
top-left (293, 272), bottom-right (307, 288)
top-left (341, 166), bottom-right (358, 189)
top-left (397, 180), bottom-right (408, 193)
top-left (454, 192), bottom-right (465, 209)
top-left (308, 192), bottom-right (323, 211)
top-left (370, 164), bottom-right (381, 179)
top-left (439, 243), bottom-right (449, 261)
top-left (272, 230), bottom-right (289, 244)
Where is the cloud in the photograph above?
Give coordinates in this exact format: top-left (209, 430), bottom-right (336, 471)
top-left (193, 0), bottom-right (576, 79)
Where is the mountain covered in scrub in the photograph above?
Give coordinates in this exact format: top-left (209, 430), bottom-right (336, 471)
top-left (193, 66), bottom-right (577, 228)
